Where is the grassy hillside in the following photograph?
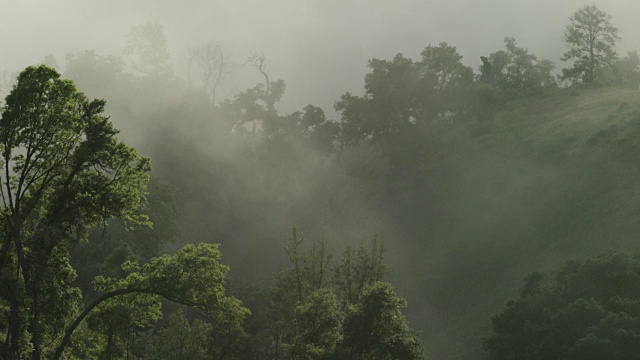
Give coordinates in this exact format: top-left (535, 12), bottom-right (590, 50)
top-left (410, 87), bottom-right (640, 359)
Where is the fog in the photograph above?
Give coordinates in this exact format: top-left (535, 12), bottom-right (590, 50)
top-left (3, 1), bottom-right (640, 359)
top-left (4, 0), bottom-right (640, 114)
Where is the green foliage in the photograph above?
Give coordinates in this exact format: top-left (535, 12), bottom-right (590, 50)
top-left (484, 251), bottom-right (640, 359)
top-left (561, 4), bottom-right (620, 85)
top-left (486, 37), bottom-right (557, 90)
top-left (0, 64), bottom-right (151, 359)
top-left (241, 229), bottom-right (424, 359)
top-left (292, 288), bottom-right (344, 359)
top-left (94, 243), bottom-right (237, 312)
top-left (57, 243), bottom-right (249, 359)
top-left (335, 42), bottom-right (474, 147)
top-left (73, 178), bottom-right (179, 295)
top-left (340, 282), bottom-right (426, 359)
top-left (333, 236), bottom-right (388, 303)
top-left (147, 308), bottom-right (214, 360)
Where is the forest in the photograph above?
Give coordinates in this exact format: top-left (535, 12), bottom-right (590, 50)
top-left (3, 3), bottom-right (640, 359)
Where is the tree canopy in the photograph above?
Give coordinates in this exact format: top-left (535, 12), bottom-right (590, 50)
top-left (0, 65), bottom-right (151, 359)
top-left (561, 4), bottom-right (620, 85)
top-left (484, 252), bottom-right (640, 360)
top-left (0, 66), bottom-right (249, 360)
top-left (485, 37), bottom-right (556, 90)
top-left (336, 42), bottom-right (474, 147)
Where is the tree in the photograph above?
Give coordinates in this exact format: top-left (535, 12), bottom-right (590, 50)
top-left (292, 288), bottom-right (344, 359)
top-left (0, 69), bottom-right (16, 110)
top-left (124, 22), bottom-right (173, 77)
top-left (148, 308), bottom-right (212, 360)
top-left (561, 4), bottom-right (620, 85)
top-left (486, 37), bottom-right (556, 90)
top-left (252, 229), bottom-right (335, 358)
top-left (335, 42), bottom-right (474, 147)
top-left (611, 51), bottom-right (640, 88)
top-left (218, 68), bottom-right (285, 137)
top-left (70, 179), bottom-right (179, 358)
top-left (64, 50), bottom-right (128, 99)
top-left (55, 242), bottom-right (249, 359)
top-left (333, 236), bottom-right (388, 304)
top-left (484, 251), bottom-right (640, 359)
top-left (241, 230), bottom-right (426, 358)
top-left (340, 282), bottom-right (426, 359)
top-left (0, 65), bottom-right (151, 359)
top-left (187, 42), bottom-right (231, 104)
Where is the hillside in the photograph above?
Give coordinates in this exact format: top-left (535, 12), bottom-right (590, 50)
top-left (412, 87), bottom-right (640, 359)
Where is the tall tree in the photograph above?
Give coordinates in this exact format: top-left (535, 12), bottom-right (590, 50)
top-left (187, 42), bottom-right (231, 104)
top-left (0, 65), bottom-right (151, 359)
top-left (561, 4), bottom-right (620, 85)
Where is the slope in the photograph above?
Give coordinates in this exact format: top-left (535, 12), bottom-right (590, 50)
top-left (407, 87), bottom-right (640, 359)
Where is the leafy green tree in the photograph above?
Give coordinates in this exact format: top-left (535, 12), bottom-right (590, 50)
top-left (85, 288), bottom-right (162, 359)
top-left (0, 65), bottom-right (151, 360)
top-left (333, 236), bottom-right (388, 304)
top-left (561, 4), bottom-right (620, 85)
top-left (340, 282), bottom-right (426, 359)
top-left (292, 288), bottom-right (344, 359)
top-left (56, 242), bottom-right (249, 359)
top-left (486, 37), bottom-right (556, 90)
top-left (335, 42), bottom-right (473, 147)
top-left (249, 229), bottom-right (334, 358)
top-left (242, 230), bottom-right (425, 359)
top-left (147, 308), bottom-right (213, 360)
top-left (484, 251), bottom-right (640, 359)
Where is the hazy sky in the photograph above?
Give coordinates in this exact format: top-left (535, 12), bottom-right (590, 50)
top-left (2, 0), bottom-right (640, 115)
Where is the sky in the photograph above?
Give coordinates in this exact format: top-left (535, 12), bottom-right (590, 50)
top-left (2, 0), bottom-right (640, 115)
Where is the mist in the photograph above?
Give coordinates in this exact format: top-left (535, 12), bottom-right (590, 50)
top-left (3, 1), bottom-right (640, 359)
top-left (5, 0), bottom-right (640, 115)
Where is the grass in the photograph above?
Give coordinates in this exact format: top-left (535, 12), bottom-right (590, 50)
top-left (420, 86), bottom-right (640, 359)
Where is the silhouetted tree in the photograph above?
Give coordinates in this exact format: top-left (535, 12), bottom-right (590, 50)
top-left (486, 37), bottom-right (556, 90)
top-left (561, 4), bottom-right (620, 85)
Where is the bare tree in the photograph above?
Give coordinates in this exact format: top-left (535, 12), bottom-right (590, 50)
top-left (186, 42), bottom-right (230, 104)
top-left (247, 53), bottom-right (274, 114)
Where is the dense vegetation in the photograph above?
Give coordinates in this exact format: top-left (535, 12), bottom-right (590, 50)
top-left (485, 252), bottom-right (640, 359)
top-left (2, 3), bottom-right (640, 359)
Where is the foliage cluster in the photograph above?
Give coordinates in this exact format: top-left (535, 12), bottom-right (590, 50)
top-left (485, 252), bottom-right (640, 360)
top-left (241, 229), bottom-right (426, 359)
